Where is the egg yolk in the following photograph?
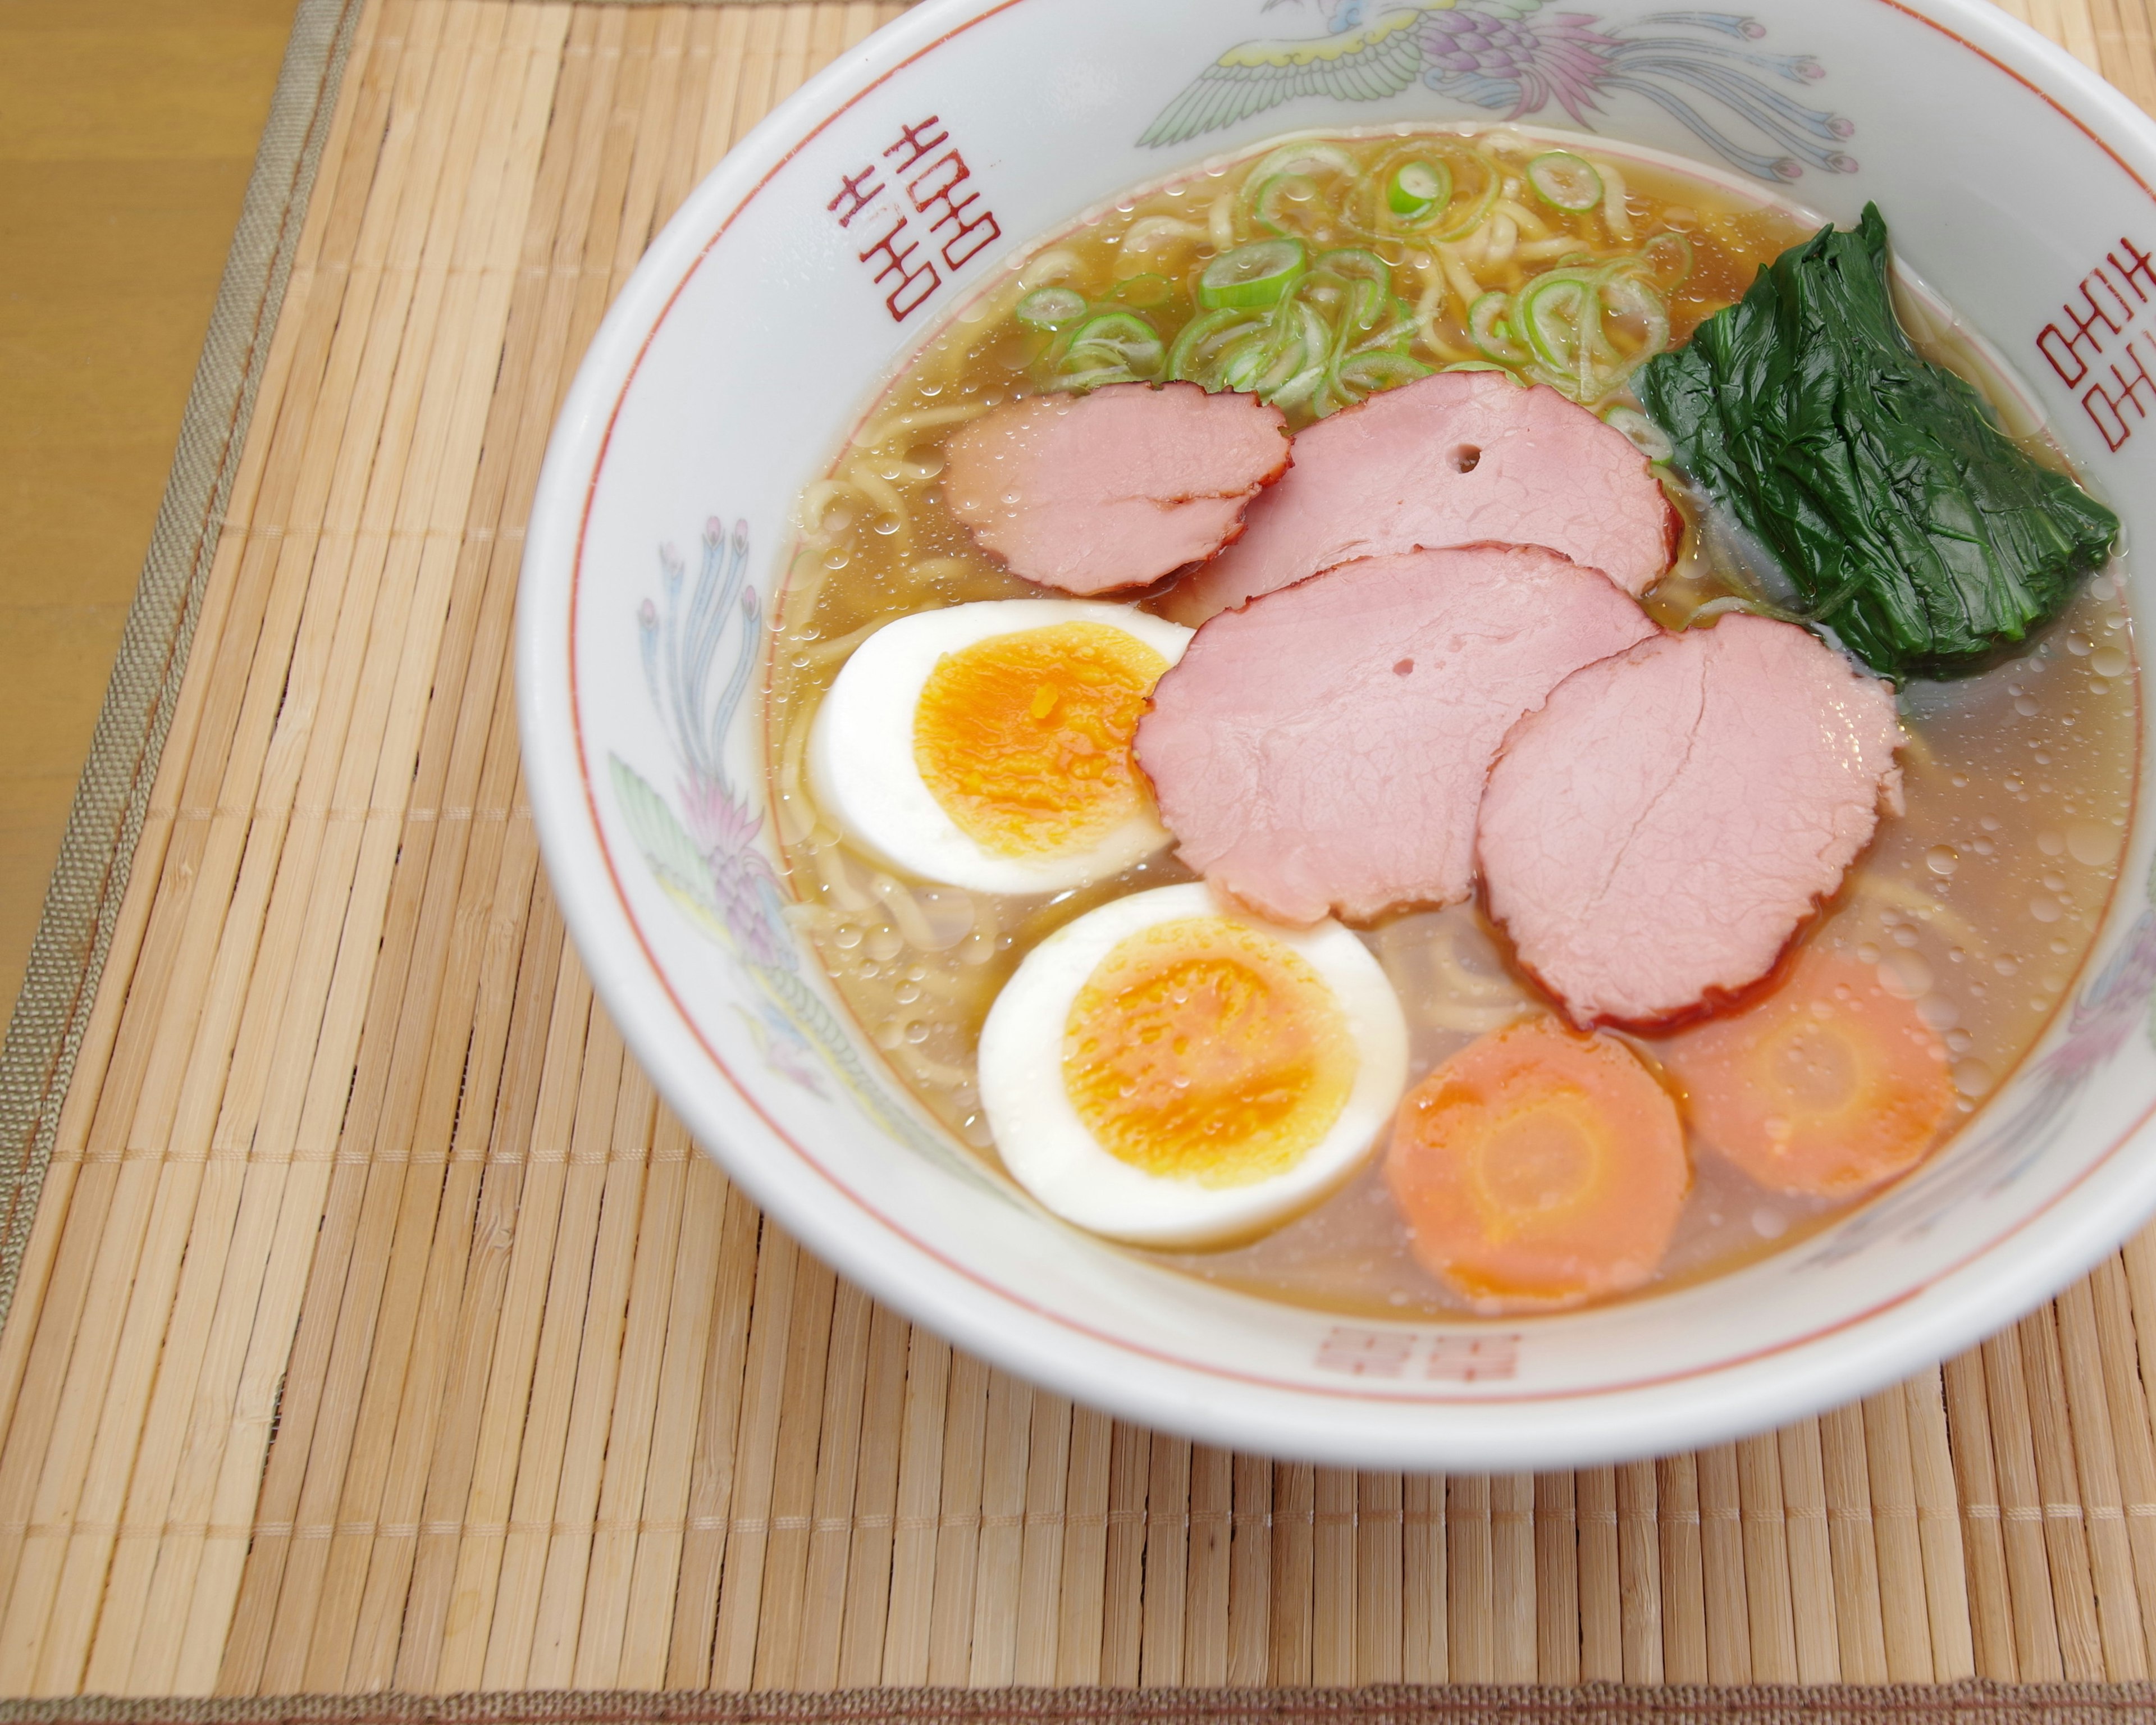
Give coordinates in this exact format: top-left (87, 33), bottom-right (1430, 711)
top-left (1062, 917), bottom-right (1356, 1188)
top-left (914, 623), bottom-right (1167, 859)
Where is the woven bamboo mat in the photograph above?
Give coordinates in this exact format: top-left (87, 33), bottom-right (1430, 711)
top-left (7, 0), bottom-right (2156, 1705)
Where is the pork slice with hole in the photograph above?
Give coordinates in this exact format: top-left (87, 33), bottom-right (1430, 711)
top-left (939, 381), bottom-right (1289, 595)
top-left (1164, 369), bottom-right (1680, 624)
top-left (1478, 613), bottom-right (1905, 1029)
top-left (1135, 545), bottom-right (1660, 926)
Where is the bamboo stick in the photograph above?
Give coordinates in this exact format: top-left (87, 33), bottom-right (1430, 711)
top-left (563, 1093), bottom-right (689, 1690)
top-left (1139, 1436), bottom-right (1191, 1686)
top-left (1696, 1444), bottom-right (1750, 1684)
top-left (923, 1350), bottom-right (989, 1685)
top-left (702, 1221), bottom-right (805, 1691)
top-left (2089, 0), bottom-right (2156, 112)
top-left (1656, 1453), bottom-right (1707, 1683)
top-left (691, 7), bottom-right (757, 182)
top-left (663, 1186), bottom-right (775, 1690)
top-left (1184, 1446), bottom-right (1231, 1687)
top-left (1533, 1471), bottom-right (1578, 1685)
top-left (1616, 1458), bottom-right (1661, 1684)
top-left (1943, 1345), bottom-right (2020, 1680)
top-left (1098, 1420), bottom-right (1149, 1686)
top-left (742, 1249), bottom-right (841, 1692)
top-left (1012, 1391), bottom-right (1073, 1686)
top-left (2090, 1254), bottom-right (2156, 1676)
top-left (1491, 1473), bottom-right (1536, 1682)
top-left (2017, 1307), bottom-right (2107, 1680)
top-left (1902, 1368), bottom-right (1976, 1682)
top-left (1266, 1460), bottom-right (1312, 1686)
top-left (613, 1143), bottom-right (729, 1691)
top-left (875, 1329), bottom-right (950, 1686)
top-left (1052, 1404), bottom-right (1109, 1686)
top-left (1821, 1400), bottom-right (1889, 1682)
top-left (790, 1277), bottom-right (874, 1691)
top-left (1576, 1467), bottom-right (1619, 1683)
top-left (2055, 1276), bottom-right (2151, 1678)
top-left (963, 1368), bottom-right (1031, 1686)
top-left (389, 871), bottom-right (561, 1692)
top-left (1229, 1454), bottom-right (1274, 1686)
top-left (834, 1301), bottom-right (911, 1687)
top-left (1403, 1472), bottom-right (1445, 1683)
top-left (1308, 1467), bottom-right (1354, 1686)
top-left (1356, 1470), bottom-right (1404, 1683)
top-left (1735, 1434), bottom-right (1797, 1683)
top-left (1861, 1385), bottom-right (1933, 1680)
top-left (1777, 1418), bottom-right (1840, 1683)
top-left (422, 944), bottom-right (594, 1691)
top-left (478, 1016), bottom-right (634, 1689)
top-left (1981, 1329), bottom-right (2065, 1678)
top-left (1445, 1474), bottom-right (1492, 1683)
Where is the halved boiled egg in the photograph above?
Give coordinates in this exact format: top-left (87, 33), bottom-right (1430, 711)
top-left (979, 883), bottom-right (1409, 1247)
top-left (809, 599), bottom-right (1192, 894)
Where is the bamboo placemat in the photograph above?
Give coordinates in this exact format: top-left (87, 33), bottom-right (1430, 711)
top-left (6, 0), bottom-right (2156, 1705)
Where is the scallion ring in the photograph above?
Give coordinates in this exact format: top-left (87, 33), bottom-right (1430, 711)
top-left (1527, 152), bottom-right (1604, 214)
top-left (1015, 286), bottom-right (1086, 331)
top-left (1053, 311), bottom-right (1164, 389)
top-left (1468, 291), bottom-right (1528, 367)
top-left (1601, 404), bottom-right (1674, 463)
top-left (1387, 158), bottom-right (1452, 223)
top-left (1198, 239), bottom-right (1308, 310)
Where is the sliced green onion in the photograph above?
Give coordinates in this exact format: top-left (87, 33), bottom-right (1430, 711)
top-left (1642, 231), bottom-right (1694, 290)
top-left (1602, 404), bottom-right (1674, 463)
top-left (1424, 145), bottom-right (1502, 241)
top-left (1511, 263), bottom-right (1671, 404)
top-left (1527, 152), bottom-right (1604, 214)
top-left (1015, 286), bottom-right (1086, 330)
top-left (1599, 268), bottom-right (1671, 364)
top-left (1468, 291), bottom-right (1528, 367)
top-left (1239, 141), bottom-right (1358, 200)
top-left (1251, 173), bottom-right (1328, 238)
top-left (1386, 158), bottom-right (1452, 222)
top-left (1518, 275), bottom-right (1596, 375)
top-left (1307, 248), bottom-right (1394, 338)
top-left (1198, 239), bottom-right (1308, 310)
top-left (1110, 272), bottom-right (1176, 310)
top-left (1322, 350), bottom-right (1433, 415)
top-left (1053, 311), bottom-right (1164, 390)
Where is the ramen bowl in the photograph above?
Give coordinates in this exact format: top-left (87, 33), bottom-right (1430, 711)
top-left (518, 0), bottom-right (2156, 1470)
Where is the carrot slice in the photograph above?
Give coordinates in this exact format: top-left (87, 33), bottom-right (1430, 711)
top-left (1659, 945), bottom-right (1954, 1199)
top-left (1385, 1017), bottom-right (1689, 1313)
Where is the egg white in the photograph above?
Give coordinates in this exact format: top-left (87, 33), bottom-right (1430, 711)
top-left (978, 882), bottom-right (1410, 1248)
top-left (808, 599), bottom-right (1193, 894)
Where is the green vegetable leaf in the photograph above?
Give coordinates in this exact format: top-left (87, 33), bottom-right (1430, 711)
top-left (1637, 204), bottom-right (2120, 680)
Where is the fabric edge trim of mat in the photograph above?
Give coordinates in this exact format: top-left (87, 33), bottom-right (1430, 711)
top-left (0, 0), bottom-right (369, 1338)
top-left (0, 1682), bottom-right (2149, 1723)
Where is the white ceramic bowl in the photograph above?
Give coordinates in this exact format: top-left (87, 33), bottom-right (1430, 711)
top-left (519, 0), bottom-right (2156, 1470)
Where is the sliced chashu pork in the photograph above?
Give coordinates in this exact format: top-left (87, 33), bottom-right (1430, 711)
top-left (940, 381), bottom-right (1289, 595)
top-left (1135, 545), bottom-right (1660, 926)
top-left (1478, 614), bottom-right (1904, 1029)
top-left (1164, 369), bottom-right (1680, 624)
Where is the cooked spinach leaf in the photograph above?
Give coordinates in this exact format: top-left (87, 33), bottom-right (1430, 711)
top-left (1636, 204), bottom-right (2119, 680)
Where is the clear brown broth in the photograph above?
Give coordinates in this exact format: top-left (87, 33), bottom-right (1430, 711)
top-left (764, 127), bottom-right (2139, 1318)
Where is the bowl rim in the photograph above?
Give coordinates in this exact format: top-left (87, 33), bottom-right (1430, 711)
top-left (518, 0), bottom-right (2156, 1468)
